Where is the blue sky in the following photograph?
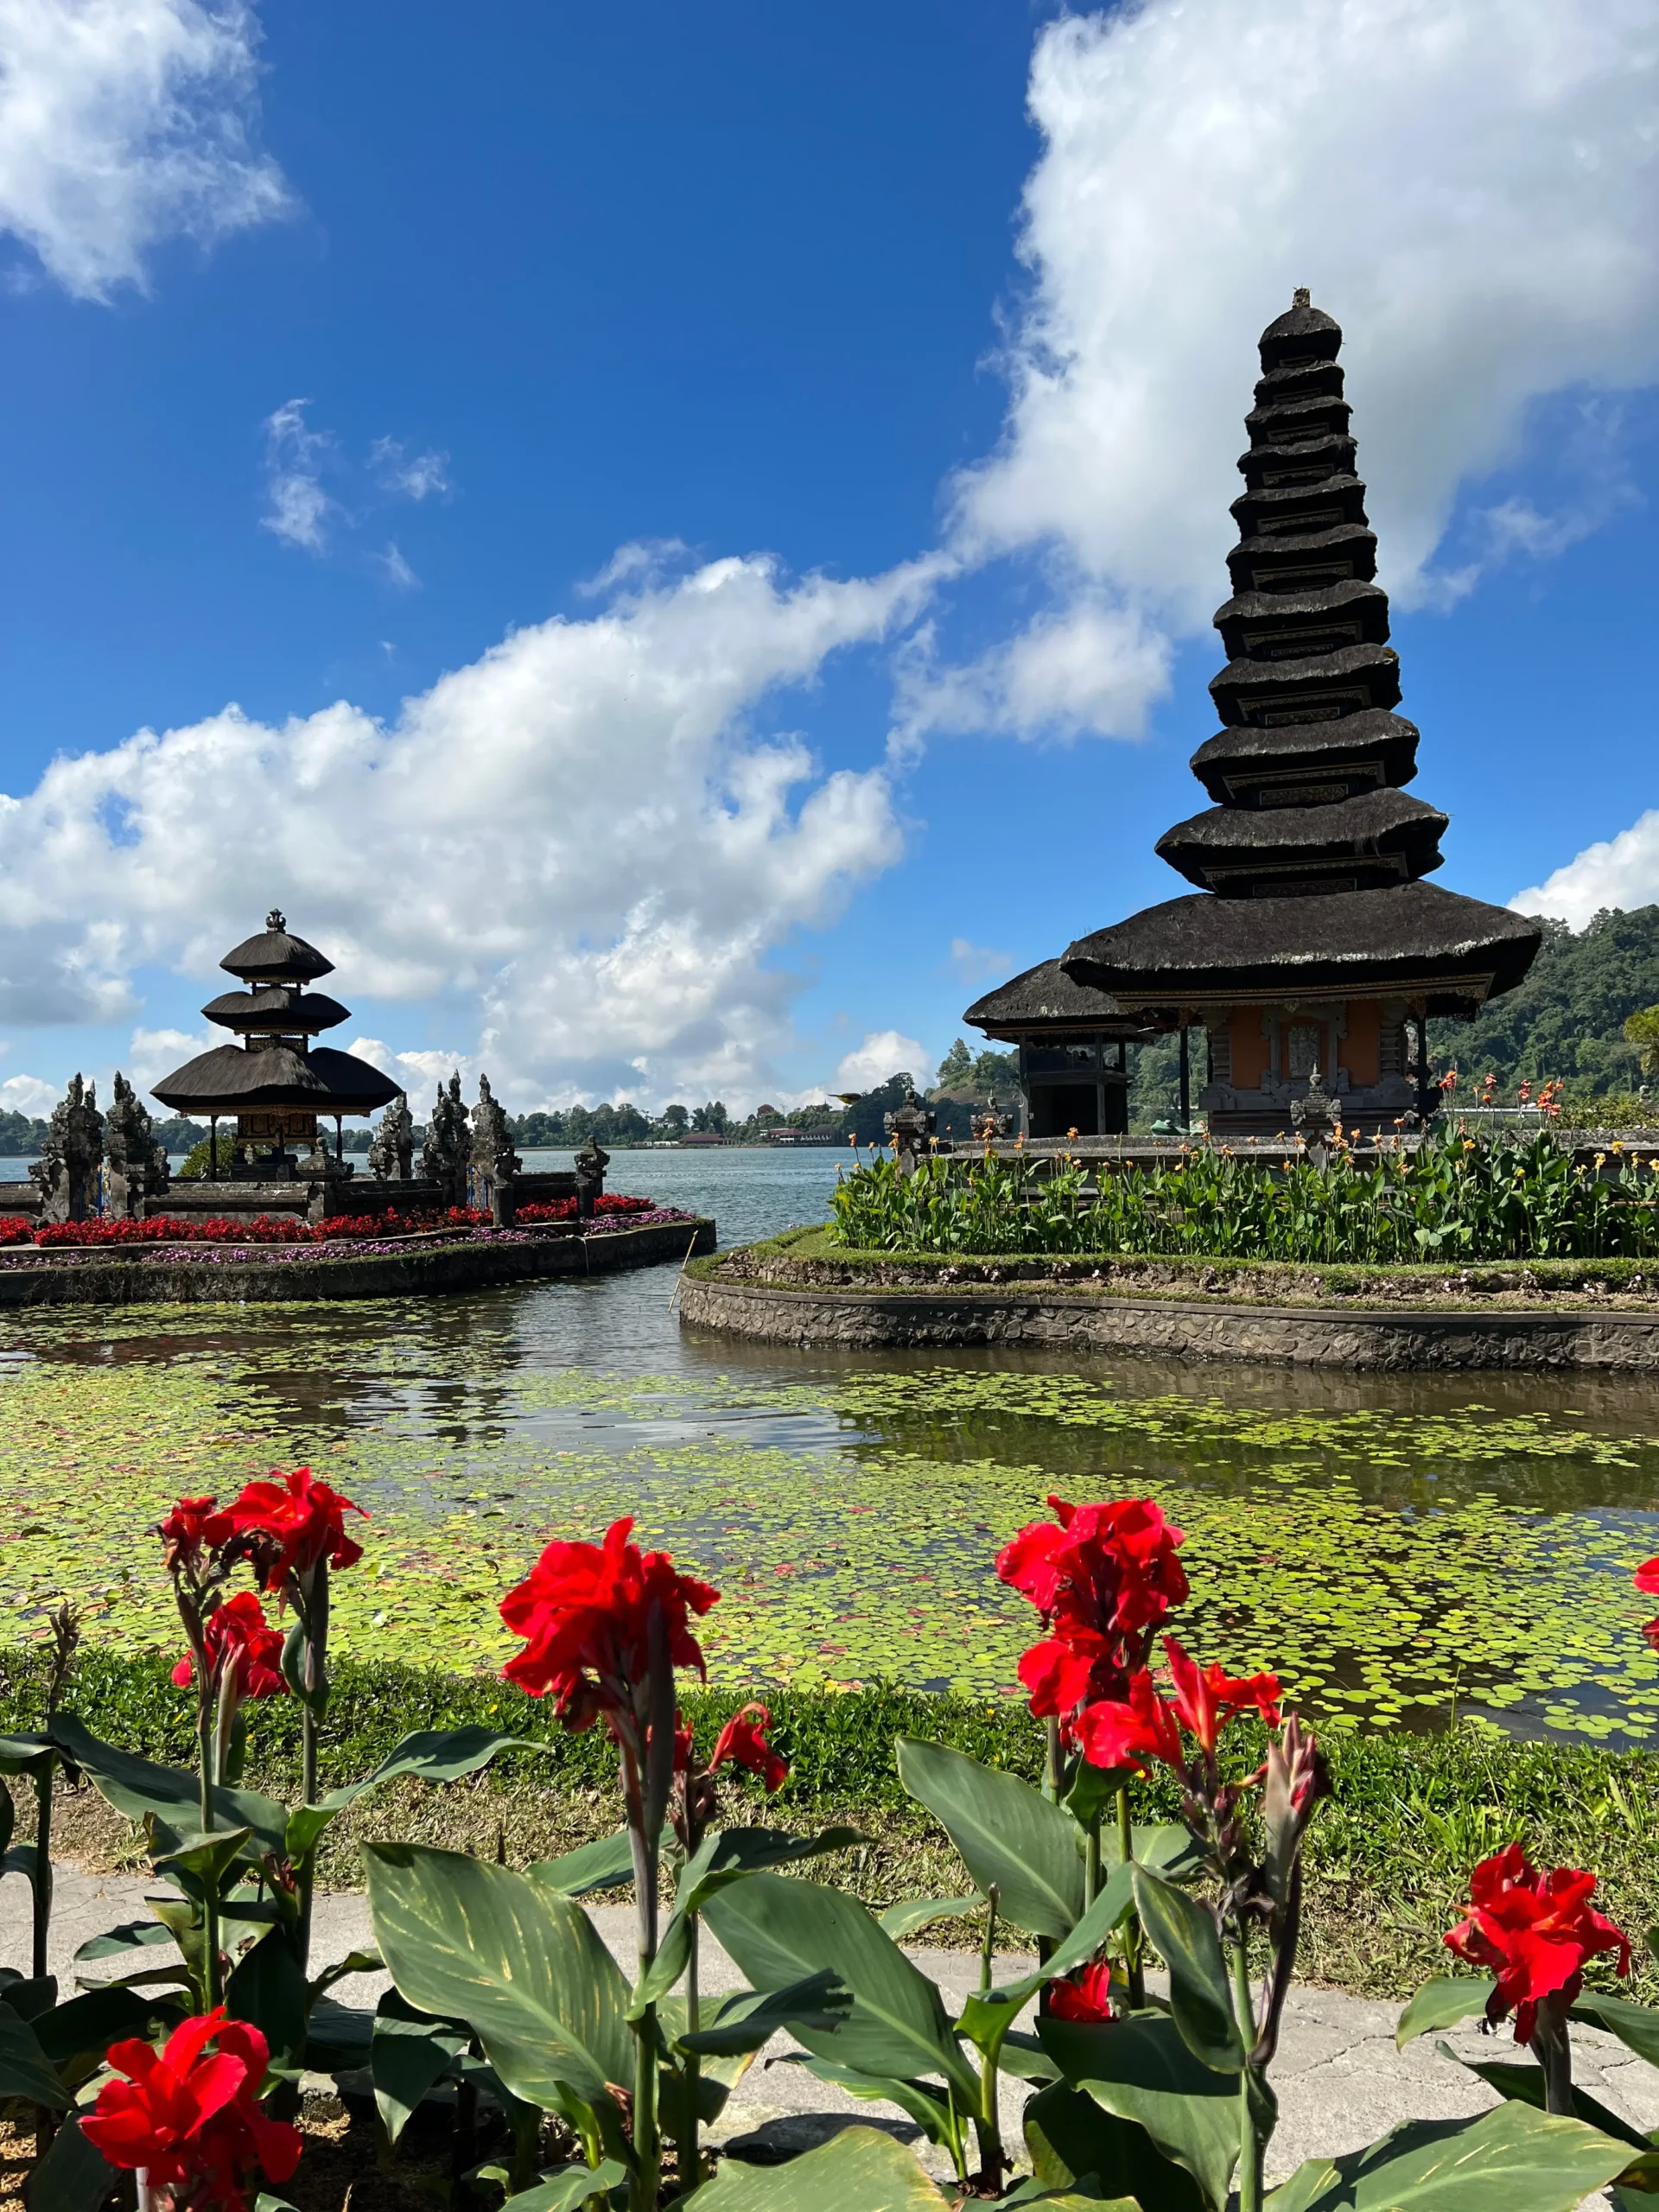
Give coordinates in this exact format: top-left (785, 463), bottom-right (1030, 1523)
top-left (0, 0), bottom-right (1656, 1120)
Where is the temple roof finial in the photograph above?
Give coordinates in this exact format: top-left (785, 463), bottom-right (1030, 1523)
top-left (1293, 286), bottom-right (1311, 308)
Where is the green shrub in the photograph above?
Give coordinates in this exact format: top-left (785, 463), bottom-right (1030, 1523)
top-left (831, 1123), bottom-right (1659, 1264)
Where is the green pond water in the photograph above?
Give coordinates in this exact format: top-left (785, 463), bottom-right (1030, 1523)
top-left (3, 1149), bottom-right (1659, 1745)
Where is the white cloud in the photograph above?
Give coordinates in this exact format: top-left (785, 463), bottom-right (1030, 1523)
top-left (0, 0), bottom-right (288, 301)
top-left (895, 592), bottom-right (1172, 750)
top-left (126, 1023), bottom-right (211, 1087)
top-left (370, 437), bottom-right (450, 501)
top-left (0, 1072), bottom-right (61, 1118)
top-left (0, 550), bottom-right (935, 1111)
top-left (1510, 813), bottom-right (1659, 929)
top-left (948, 938), bottom-right (1013, 987)
top-left (944, 0), bottom-right (1659, 731)
top-left (834, 1030), bottom-right (930, 1094)
top-left (260, 398), bottom-right (333, 551)
top-left (377, 542), bottom-right (418, 590)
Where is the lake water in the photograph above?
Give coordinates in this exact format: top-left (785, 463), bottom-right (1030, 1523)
top-left (3, 1143), bottom-right (1658, 1746)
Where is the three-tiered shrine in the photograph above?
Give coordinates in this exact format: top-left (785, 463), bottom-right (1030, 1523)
top-left (1054, 293), bottom-right (1541, 1136)
top-left (151, 912), bottom-right (400, 1171)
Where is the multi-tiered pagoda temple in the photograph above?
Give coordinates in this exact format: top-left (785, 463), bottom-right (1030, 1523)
top-left (151, 912), bottom-right (400, 1172)
top-left (1048, 292), bottom-right (1541, 1137)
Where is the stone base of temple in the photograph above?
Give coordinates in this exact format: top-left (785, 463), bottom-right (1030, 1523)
top-left (0, 1215), bottom-right (715, 1306)
top-left (680, 1243), bottom-right (1659, 1371)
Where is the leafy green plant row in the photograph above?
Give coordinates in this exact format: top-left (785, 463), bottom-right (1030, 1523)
top-left (11, 1641), bottom-right (1659, 1963)
top-left (830, 1124), bottom-right (1659, 1263)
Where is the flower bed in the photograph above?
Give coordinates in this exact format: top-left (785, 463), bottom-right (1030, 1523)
top-left (833, 1122), bottom-right (1659, 1263)
top-left (0, 1196), bottom-right (663, 1251)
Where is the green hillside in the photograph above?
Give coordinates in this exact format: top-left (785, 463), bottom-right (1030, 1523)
top-left (1427, 905), bottom-right (1659, 1091)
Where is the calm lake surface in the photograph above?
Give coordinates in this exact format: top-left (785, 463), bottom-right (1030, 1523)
top-left (4, 1145), bottom-right (1659, 1745)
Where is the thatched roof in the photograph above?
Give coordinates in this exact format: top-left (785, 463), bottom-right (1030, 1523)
top-left (963, 959), bottom-right (1147, 1040)
top-left (1061, 882), bottom-right (1541, 1005)
top-left (151, 1043), bottom-right (399, 1116)
top-left (1190, 708), bottom-right (1420, 802)
top-left (201, 987), bottom-right (350, 1035)
top-left (1156, 787), bottom-right (1446, 891)
top-left (219, 911), bottom-right (334, 983)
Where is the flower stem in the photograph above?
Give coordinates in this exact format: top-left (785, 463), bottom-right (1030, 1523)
top-left (296, 1560), bottom-right (329, 1975)
top-left (625, 1753), bottom-right (662, 2212)
top-left (1232, 1929), bottom-right (1262, 2212)
top-left (1116, 1785), bottom-right (1144, 2008)
top-left (30, 1759), bottom-right (53, 1984)
top-left (195, 1681), bottom-right (222, 2010)
top-left (1534, 2005), bottom-right (1576, 2118)
top-left (1084, 1814), bottom-right (1101, 1910)
top-left (675, 1916), bottom-right (702, 2196)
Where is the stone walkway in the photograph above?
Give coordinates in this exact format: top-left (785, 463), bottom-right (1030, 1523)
top-left (6, 1864), bottom-right (1656, 2192)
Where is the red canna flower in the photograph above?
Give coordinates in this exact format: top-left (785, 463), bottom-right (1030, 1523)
top-left (1046, 1958), bottom-right (1120, 2024)
top-left (80, 2008), bottom-right (302, 2211)
top-left (709, 1701), bottom-right (788, 1792)
top-left (998, 1496), bottom-right (1187, 1732)
top-left (1163, 1636), bottom-right (1281, 1755)
top-left (1445, 1843), bottom-right (1630, 2044)
top-left (207, 1466), bottom-right (366, 1589)
top-left (1074, 1667), bottom-right (1184, 1776)
top-left (157, 1495), bottom-right (219, 1574)
top-left (1635, 1560), bottom-right (1659, 1595)
top-left (499, 1516), bottom-right (719, 1729)
top-left (1016, 1629), bottom-right (1127, 1723)
top-left (998, 1495), bottom-right (1187, 1642)
top-left (171, 1590), bottom-right (286, 1702)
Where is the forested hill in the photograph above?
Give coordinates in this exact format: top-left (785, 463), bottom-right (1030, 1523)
top-left (1428, 905), bottom-right (1659, 1091)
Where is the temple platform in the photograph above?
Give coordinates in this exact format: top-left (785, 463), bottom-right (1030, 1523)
top-left (0, 1213), bottom-right (714, 1306)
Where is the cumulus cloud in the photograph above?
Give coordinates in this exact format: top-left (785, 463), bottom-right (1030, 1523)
top-left (261, 398), bottom-right (333, 551)
top-left (835, 1030), bottom-right (930, 1093)
top-left (1510, 814), bottom-right (1659, 930)
top-left (0, 1073), bottom-right (60, 1117)
top-left (126, 1024), bottom-right (212, 1087)
top-left (895, 593), bottom-right (1172, 750)
top-left (938, 0), bottom-right (1659, 734)
top-left (0, 551), bottom-right (934, 1110)
top-left (0, 0), bottom-right (288, 301)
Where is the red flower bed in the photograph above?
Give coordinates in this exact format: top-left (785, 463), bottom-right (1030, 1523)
top-left (34, 1214), bottom-right (315, 1248)
top-left (315, 1206), bottom-right (488, 1239)
top-left (3, 1194), bottom-right (655, 1249)
top-left (516, 1193), bottom-right (654, 1223)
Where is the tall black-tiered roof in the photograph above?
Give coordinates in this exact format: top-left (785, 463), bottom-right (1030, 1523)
top-left (152, 913), bottom-right (399, 1121)
top-left (1064, 293), bottom-right (1540, 1009)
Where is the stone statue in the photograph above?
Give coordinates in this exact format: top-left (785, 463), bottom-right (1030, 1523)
top-left (422, 1071), bottom-right (472, 1209)
top-left (469, 1073), bottom-right (521, 1227)
top-left (573, 1133), bottom-right (610, 1221)
top-left (32, 1075), bottom-right (105, 1224)
top-left (300, 1126), bottom-right (354, 1223)
top-left (883, 1084), bottom-right (936, 1178)
top-left (368, 1092), bottom-right (415, 1181)
top-left (1291, 1064), bottom-right (1340, 1168)
top-left (103, 1072), bottom-right (169, 1221)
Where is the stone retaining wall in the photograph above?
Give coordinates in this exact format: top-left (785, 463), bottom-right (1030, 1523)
top-left (0, 1217), bottom-right (714, 1308)
top-left (677, 1270), bottom-right (1659, 1371)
